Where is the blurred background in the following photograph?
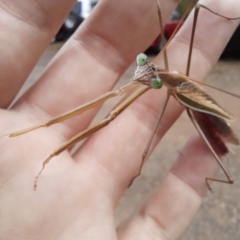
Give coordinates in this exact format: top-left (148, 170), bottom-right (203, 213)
top-left (53, 0), bottom-right (240, 58)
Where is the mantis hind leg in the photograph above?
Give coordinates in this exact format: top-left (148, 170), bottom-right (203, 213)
top-left (187, 108), bottom-right (233, 191)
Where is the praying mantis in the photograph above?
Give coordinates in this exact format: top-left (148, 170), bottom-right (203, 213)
top-left (2, 0), bottom-right (240, 191)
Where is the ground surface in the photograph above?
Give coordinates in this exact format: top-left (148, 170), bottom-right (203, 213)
top-left (23, 42), bottom-right (240, 240)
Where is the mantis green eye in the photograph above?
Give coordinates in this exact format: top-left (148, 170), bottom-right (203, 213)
top-left (136, 53), bottom-right (148, 66)
top-left (150, 77), bottom-right (162, 89)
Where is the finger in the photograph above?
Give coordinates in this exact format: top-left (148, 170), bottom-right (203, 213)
top-left (0, 0), bottom-right (77, 108)
top-left (12, 0), bottom-right (178, 139)
top-left (117, 136), bottom-right (218, 240)
top-left (74, 0), bottom-right (240, 200)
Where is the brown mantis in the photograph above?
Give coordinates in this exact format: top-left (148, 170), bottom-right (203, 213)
top-left (2, 0), bottom-right (240, 190)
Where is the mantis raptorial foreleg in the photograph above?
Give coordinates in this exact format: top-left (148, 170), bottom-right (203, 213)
top-left (33, 85), bottom-right (150, 189)
top-left (2, 83), bottom-right (138, 138)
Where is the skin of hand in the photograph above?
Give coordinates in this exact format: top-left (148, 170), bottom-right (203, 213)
top-left (0, 0), bottom-right (239, 239)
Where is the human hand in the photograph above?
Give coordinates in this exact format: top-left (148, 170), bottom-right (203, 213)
top-left (0, 0), bottom-right (239, 239)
